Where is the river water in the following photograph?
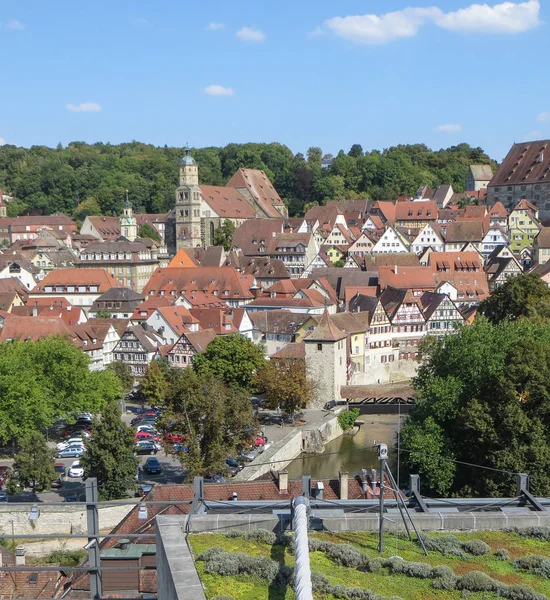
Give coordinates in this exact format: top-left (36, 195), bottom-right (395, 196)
top-left (286, 414), bottom-right (407, 481)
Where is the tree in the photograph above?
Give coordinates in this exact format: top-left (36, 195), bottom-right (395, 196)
top-left (140, 361), bottom-right (167, 406)
top-left (0, 337), bottom-right (121, 445)
top-left (401, 318), bottom-right (550, 497)
top-left (138, 223), bottom-right (161, 243)
top-left (348, 144), bottom-right (364, 158)
top-left (193, 334), bottom-right (266, 390)
top-left (162, 368), bottom-right (257, 475)
top-left (8, 432), bottom-right (57, 493)
top-left (80, 402), bottom-right (138, 500)
top-left (107, 361), bottom-right (134, 394)
top-left (213, 219), bottom-right (235, 251)
top-left (256, 359), bottom-right (315, 417)
top-left (479, 274), bottom-right (550, 324)
top-left (95, 309), bottom-right (113, 319)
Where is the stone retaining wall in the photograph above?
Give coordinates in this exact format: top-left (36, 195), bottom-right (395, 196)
top-left (0, 504), bottom-right (132, 536)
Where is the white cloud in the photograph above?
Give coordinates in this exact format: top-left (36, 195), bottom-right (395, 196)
top-left (537, 112), bottom-right (550, 122)
top-left (436, 0), bottom-right (540, 33)
top-left (436, 124), bottom-right (462, 133)
top-left (322, 0), bottom-right (540, 44)
top-left (134, 18), bottom-right (149, 25)
top-left (7, 19), bottom-right (24, 30)
top-left (236, 26), bottom-right (265, 42)
top-left (0, 138), bottom-right (5, 146)
top-left (324, 7), bottom-right (441, 44)
top-left (66, 102), bottom-right (102, 113)
top-left (203, 85), bottom-right (235, 97)
top-left (207, 22), bottom-right (225, 31)
top-left (307, 26), bottom-right (327, 39)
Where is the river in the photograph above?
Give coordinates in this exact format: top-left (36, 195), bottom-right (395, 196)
top-left (286, 414), bottom-right (407, 481)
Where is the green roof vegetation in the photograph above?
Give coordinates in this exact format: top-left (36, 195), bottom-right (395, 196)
top-left (188, 529), bottom-right (550, 600)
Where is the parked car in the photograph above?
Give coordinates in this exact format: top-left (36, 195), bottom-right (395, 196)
top-left (254, 435), bottom-right (267, 447)
top-left (68, 461), bottom-right (84, 478)
top-left (136, 425), bottom-right (158, 434)
top-left (51, 477), bottom-right (63, 489)
top-left (204, 473), bottom-right (226, 484)
top-left (173, 443), bottom-right (189, 453)
top-left (57, 438), bottom-right (85, 451)
top-left (65, 494), bottom-right (79, 502)
top-left (238, 451), bottom-right (256, 462)
top-left (135, 441), bottom-right (159, 455)
top-left (226, 458), bottom-right (244, 471)
top-left (137, 483), bottom-right (153, 496)
top-left (135, 431), bottom-right (159, 442)
top-left (144, 457), bottom-right (162, 475)
top-left (54, 463), bottom-right (66, 477)
top-left (164, 432), bottom-right (185, 444)
top-left (58, 447), bottom-right (85, 459)
top-left (0, 490), bottom-right (8, 503)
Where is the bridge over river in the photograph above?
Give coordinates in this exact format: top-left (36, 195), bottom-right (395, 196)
top-left (341, 382), bottom-right (416, 414)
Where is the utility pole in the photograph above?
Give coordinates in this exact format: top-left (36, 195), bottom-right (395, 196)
top-left (377, 443), bottom-right (388, 553)
top-left (86, 477), bottom-right (101, 600)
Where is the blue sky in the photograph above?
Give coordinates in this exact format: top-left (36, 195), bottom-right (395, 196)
top-left (1, 0), bottom-right (549, 160)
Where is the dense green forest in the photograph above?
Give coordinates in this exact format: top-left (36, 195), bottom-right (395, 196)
top-left (0, 141), bottom-right (497, 219)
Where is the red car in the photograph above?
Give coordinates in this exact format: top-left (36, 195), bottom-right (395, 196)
top-left (135, 431), bottom-right (159, 442)
top-left (254, 435), bottom-right (267, 447)
top-left (164, 432), bottom-right (184, 444)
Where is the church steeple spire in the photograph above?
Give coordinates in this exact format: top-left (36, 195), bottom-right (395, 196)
top-left (120, 189), bottom-right (137, 241)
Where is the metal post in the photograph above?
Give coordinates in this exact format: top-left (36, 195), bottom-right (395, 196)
top-left (293, 497), bottom-right (313, 600)
top-left (86, 477), bottom-right (101, 600)
top-left (379, 455), bottom-right (386, 553)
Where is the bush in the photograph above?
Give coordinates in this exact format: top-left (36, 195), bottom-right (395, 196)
top-left (388, 558), bottom-right (434, 579)
top-left (462, 539), bottom-right (491, 556)
top-left (338, 408), bottom-right (360, 431)
top-left (225, 529), bottom-right (276, 544)
top-left (513, 555), bottom-right (550, 579)
top-left (200, 549), bottom-right (279, 582)
top-left (495, 548), bottom-right (511, 561)
top-left (505, 585), bottom-right (548, 600)
top-left (325, 543), bottom-right (367, 568)
top-left (213, 597), bottom-right (235, 600)
top-left (507, 527), bottom-right (550, 542)
top-left (457, 570), bottom-right (500, 593)
top-left (432, 564), bottom-right (458, 590)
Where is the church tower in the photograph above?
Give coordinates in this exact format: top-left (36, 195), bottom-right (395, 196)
top-left (120, 191), bottom-right (137, 241)
top-left (175, 147), bottom-right (202, 249)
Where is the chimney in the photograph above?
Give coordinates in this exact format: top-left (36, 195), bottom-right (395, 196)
top-left (394, 265), bottom-right (398, 275)
top-left (32, 306), bottom-right (38, 317)
top-left (370, 469), bottom-right (377, 491)
top-left (15, 546), bottom-right (26, 566)
top-left (278, 470), bottom-right (288, 494)
top-left (339, 471), bottom-right (349, 500)
top-left (315, 481), bottom-right (324, 500)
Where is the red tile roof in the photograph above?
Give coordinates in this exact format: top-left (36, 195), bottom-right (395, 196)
top-left (378, 266), bottom-right (435, 291)
top-left (200, 184), bottom-right (259, 219)
top-left (32, 268), bottom-right (123, 293)
top-left (189, 308), bottom-right (239, 334)
top-left (394, 201), bottom-right (437, 221)
top-left (489, 140), bottom-right (550, 187)
top-left (142, 267), bottom-right (255, 302)
top-left (305, 310), bottom-right (346, 342)
top-left (226, 168), bottom-right (285, 218)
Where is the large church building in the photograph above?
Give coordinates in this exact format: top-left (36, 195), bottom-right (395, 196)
top-left (165, 149), bottom-right (288, 254)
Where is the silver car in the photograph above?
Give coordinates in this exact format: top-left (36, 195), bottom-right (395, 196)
top-left (58, 446), bottom-right (85, 458)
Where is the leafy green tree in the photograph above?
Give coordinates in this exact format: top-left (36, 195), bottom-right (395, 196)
top-left (0, 337), bottom-right (121, 445)
top-left (73, 198), bottom-right (102, 222)
top-left (401, 318), bottom-right (550, 497)
top-left (193, 334), bottom-right (266, 390)
top-left (139, 361), bottom-right (167, 406)
top-left (80, 402), bottom-right (138, 500)
top-left (213, 219), bottom-right (236, 251)
top-left (348, 144), bottom-right (364, 158)
top-left (479, 274), bottom-right (550, 324)
top-left (256, 359), bottom-right (315, 417)
top-left (107, 361), bottom-right (134, 394)
top-left (94, 309), bottom-right (113, 319)
top-left (138, 223), bottom-right (161, 243)
top-left (162, 368), bottom-right (257, 475)
top-left (8, 432), bottom-right (57, 493)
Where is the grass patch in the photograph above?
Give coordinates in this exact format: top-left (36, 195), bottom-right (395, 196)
top-left (188, 530), bottom-right (550, 600)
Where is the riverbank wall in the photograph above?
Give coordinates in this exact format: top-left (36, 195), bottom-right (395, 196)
top-left (233, 413), bottom-right (344, 482)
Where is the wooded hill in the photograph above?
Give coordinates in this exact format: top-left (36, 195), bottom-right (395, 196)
top-left (0, 141), bottom-right (497, 219)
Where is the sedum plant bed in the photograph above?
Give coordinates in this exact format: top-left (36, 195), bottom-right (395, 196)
top-left (188, 529), bottom-right (550, 600)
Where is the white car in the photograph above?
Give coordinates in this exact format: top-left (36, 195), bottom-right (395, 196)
top-left (56, 438), bottom-right (85, 452)
top-left (136, 425), bottom-right (157, 434)
top-left (68, 461), bottom-right (84, 478)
